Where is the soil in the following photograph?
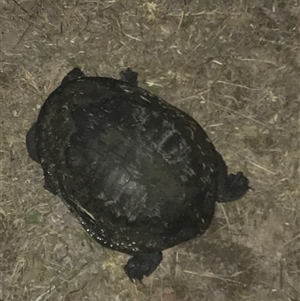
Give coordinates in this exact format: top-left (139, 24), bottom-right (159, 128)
top-left (1, 0), bottom-right (299, 300)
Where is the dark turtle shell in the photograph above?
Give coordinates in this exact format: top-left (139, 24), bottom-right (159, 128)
top-left (27, 68), bottom-right (249, 281)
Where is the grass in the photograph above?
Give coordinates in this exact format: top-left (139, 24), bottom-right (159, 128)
top-left (1, 0), bottom-right (299, 300)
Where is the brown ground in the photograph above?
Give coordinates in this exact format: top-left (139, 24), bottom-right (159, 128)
top-left (1, 0), bottom-right (299, 300)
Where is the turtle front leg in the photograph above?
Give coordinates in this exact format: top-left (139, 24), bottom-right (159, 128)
top-left (223, 172), bottom-right (250, 202)
top-left (216, 152), bottom-right (250, 203)
top-left (119, 68), bottom-right (138, 87)
top-left (61, 67), bottom-right (85, 85)
top-left (124, 251), bottom-right (163, 282)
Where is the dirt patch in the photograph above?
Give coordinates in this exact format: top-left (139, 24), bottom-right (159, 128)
top-left (1, 0), bottom-right (299, 300)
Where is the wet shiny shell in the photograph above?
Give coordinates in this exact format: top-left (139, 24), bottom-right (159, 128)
top-left (35, 77), bottom-right (219, 255)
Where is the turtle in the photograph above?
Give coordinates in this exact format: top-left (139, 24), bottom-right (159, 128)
top-left (26, 67), bottom-right (250, 282)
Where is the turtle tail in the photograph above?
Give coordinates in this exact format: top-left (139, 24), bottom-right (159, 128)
top-left (26, 123), bottom-right (40, 163)
top-left (216, 152), bottom-right (250, 203)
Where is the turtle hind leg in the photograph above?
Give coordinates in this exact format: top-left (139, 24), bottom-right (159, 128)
top-left (124, 251), bottom-right (162, 282)
top-left (61, 67), bottom-right (85, 86)
top-left (119, 68), bottom-right (138, 87)
top-left (216, 152), bottom-right (250, 203)
top-left (26, 123), bottom-right (40, 163)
